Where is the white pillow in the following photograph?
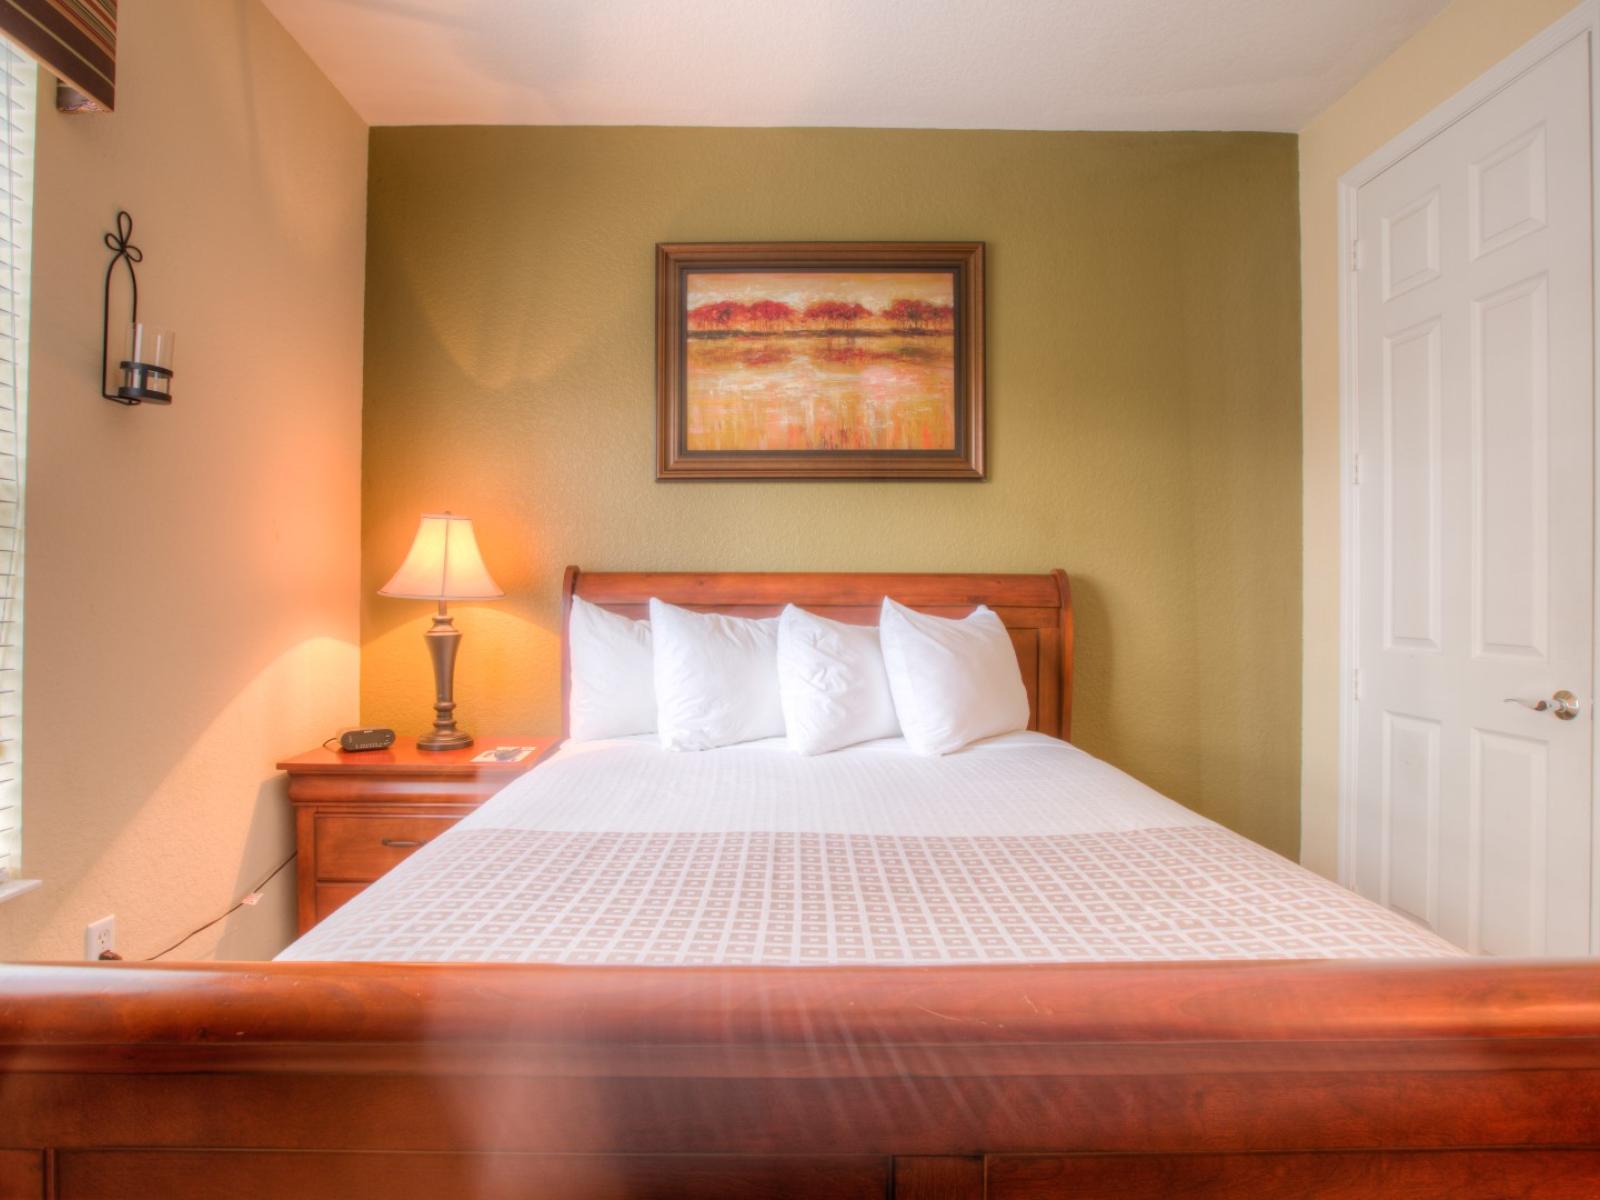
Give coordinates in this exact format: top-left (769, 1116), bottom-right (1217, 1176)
top-left (877, 597), bottom-right (1030, 754)
top-left (567, 595), bottom-right (656, 741)
top-left (776, 605), bottom-right (900, 755)
top-left (650, 598), bottom-right (784, 750)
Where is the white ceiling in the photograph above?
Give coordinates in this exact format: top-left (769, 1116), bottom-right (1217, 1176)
top-left (261, 0), bottom-right (1452, 131)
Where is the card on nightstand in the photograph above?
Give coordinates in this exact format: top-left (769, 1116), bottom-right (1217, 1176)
top-left (470, 745), bottom-right (542, 763)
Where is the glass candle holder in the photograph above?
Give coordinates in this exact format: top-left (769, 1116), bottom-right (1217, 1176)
top-left (116, 322), bottom-right (174, 405)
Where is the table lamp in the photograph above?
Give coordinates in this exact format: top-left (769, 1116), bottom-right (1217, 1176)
top-left (379, 513), bottom-right (504, 750)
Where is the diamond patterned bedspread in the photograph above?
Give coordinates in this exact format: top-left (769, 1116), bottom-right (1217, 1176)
top-left (280, 734), bottom-right (1460, 965)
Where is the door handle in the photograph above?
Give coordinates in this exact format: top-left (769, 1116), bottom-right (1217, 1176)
top-left (1503, 690), bottom-right (1582, 720)
top-left (380, 838), bottom-right (424, 848)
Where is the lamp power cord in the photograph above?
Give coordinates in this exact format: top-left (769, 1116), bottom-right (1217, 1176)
top-left (141, 851), bottom-right (298, 961)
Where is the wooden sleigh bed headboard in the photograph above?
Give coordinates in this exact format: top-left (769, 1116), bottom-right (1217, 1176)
top-left (561, 567), bottom-right (1075, 741)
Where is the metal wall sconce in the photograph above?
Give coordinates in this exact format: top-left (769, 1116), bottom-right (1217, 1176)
top-left (100, 211), bottom-right (174, 406)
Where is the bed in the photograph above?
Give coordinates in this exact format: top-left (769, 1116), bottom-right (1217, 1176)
top-left (3, 569), bottom-right (1599, 1200)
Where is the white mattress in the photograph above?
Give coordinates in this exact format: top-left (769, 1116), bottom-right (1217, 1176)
top-left (280, 733), bottom-right (1461, 964)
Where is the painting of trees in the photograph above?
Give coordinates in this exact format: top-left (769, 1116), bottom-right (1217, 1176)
top-left (689, 294), bottom-right (956, 335)
top-left (880, 298), bottom-right (955, 331)
top-left (687, 300), bottom-right (749, 331)
top-left (744, 299), bottom-right (797, 330)
top-left (803, 300), bottom-right (872, 329)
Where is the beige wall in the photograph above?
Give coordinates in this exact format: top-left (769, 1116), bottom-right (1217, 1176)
top-left (0, 0), bottom-right (367, 960)
top-left (1298, 0), bottom-right (1582, 877)
top-left (360, 128), bottom-right (1304, 856)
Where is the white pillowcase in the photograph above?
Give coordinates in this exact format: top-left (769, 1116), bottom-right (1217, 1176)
top-left (566, 595), bottom-right (656, 741)
top-left (776, 605), bottom-right (900, 755)
top-left (650, 598), bottom-right (785, 750)
top-left (877, 597), bottom-right (1031, 755)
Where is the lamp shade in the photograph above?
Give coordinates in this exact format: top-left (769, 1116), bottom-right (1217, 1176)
top-left (379, 514), bottom-right (504, 600)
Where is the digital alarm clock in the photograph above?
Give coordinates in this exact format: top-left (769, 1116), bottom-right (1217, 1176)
top-left (338, 727), bottom-right (396, 752)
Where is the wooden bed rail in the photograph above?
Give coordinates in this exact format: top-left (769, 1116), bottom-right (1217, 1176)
top-left (4, 958), bottom-right (1599, 1050)
top-left (4, 959), bottom-right (1600, 1197)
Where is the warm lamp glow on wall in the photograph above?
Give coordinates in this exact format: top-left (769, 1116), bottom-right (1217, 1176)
top-left (380, 513), bottom-right (504, 750)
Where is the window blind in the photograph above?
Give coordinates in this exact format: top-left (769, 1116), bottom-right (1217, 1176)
top-left (0, 38), bottom-right (31, 882)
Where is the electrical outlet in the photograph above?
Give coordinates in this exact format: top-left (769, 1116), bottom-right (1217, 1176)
top-left (84, 914), bottom-right (116, 961)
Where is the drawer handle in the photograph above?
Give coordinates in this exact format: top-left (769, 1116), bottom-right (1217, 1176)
top-left (381, 837), bottom-right (424, 849)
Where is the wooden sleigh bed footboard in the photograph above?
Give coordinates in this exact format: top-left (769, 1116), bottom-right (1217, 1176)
top-left (3, 959), bottom-right (1600, 1199)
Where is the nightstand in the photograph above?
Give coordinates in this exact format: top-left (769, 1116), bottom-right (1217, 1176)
top-left (278, 736), bottom-right (561, 934)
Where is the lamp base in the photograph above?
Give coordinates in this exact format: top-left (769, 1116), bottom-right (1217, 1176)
top-left (416, 732), bottom-right (470, 752)
top-left (417, 604), bottom-right (473, 752)
top-left (417, 729), bottom-right (474, 752)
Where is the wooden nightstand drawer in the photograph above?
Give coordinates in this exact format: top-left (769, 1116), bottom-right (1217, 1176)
top-left (315, 813), bottom-right (459, 881)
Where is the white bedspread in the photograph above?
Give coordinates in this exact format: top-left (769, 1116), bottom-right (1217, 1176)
top-left (280, 733), bottom-right (1460, 964)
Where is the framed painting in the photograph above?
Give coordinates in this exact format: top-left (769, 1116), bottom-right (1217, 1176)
top-left (656, 242), bottom-right (985, 479)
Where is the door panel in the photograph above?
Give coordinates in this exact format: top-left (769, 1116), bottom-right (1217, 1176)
top-left (1472, 274), bottom-right (1548, 659)
top-left (1382, 319), bottom-right (1442, 652)
top-left (1383, 712), bottom-right (1440, 926)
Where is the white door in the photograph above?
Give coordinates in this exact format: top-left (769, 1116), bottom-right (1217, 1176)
top-left (1352, 32), bottom-right (1594, 955)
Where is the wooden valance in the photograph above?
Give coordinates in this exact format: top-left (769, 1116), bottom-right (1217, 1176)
top-left (0, 0), bottom-right (114, 110)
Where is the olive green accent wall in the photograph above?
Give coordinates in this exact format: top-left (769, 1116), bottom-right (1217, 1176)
top-left (360, 127), bottom-right (1303, 856)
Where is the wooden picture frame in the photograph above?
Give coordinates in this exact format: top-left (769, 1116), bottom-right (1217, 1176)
top-left (656, 242), bottom-right (985, 480)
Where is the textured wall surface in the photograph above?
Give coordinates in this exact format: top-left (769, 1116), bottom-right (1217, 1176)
top-left (2, 0), bottom-right (366, 960)
top-left (1297, 0), bottom-right (1580, 878)
top-left (361, 127), bottom-right (1303, 856)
